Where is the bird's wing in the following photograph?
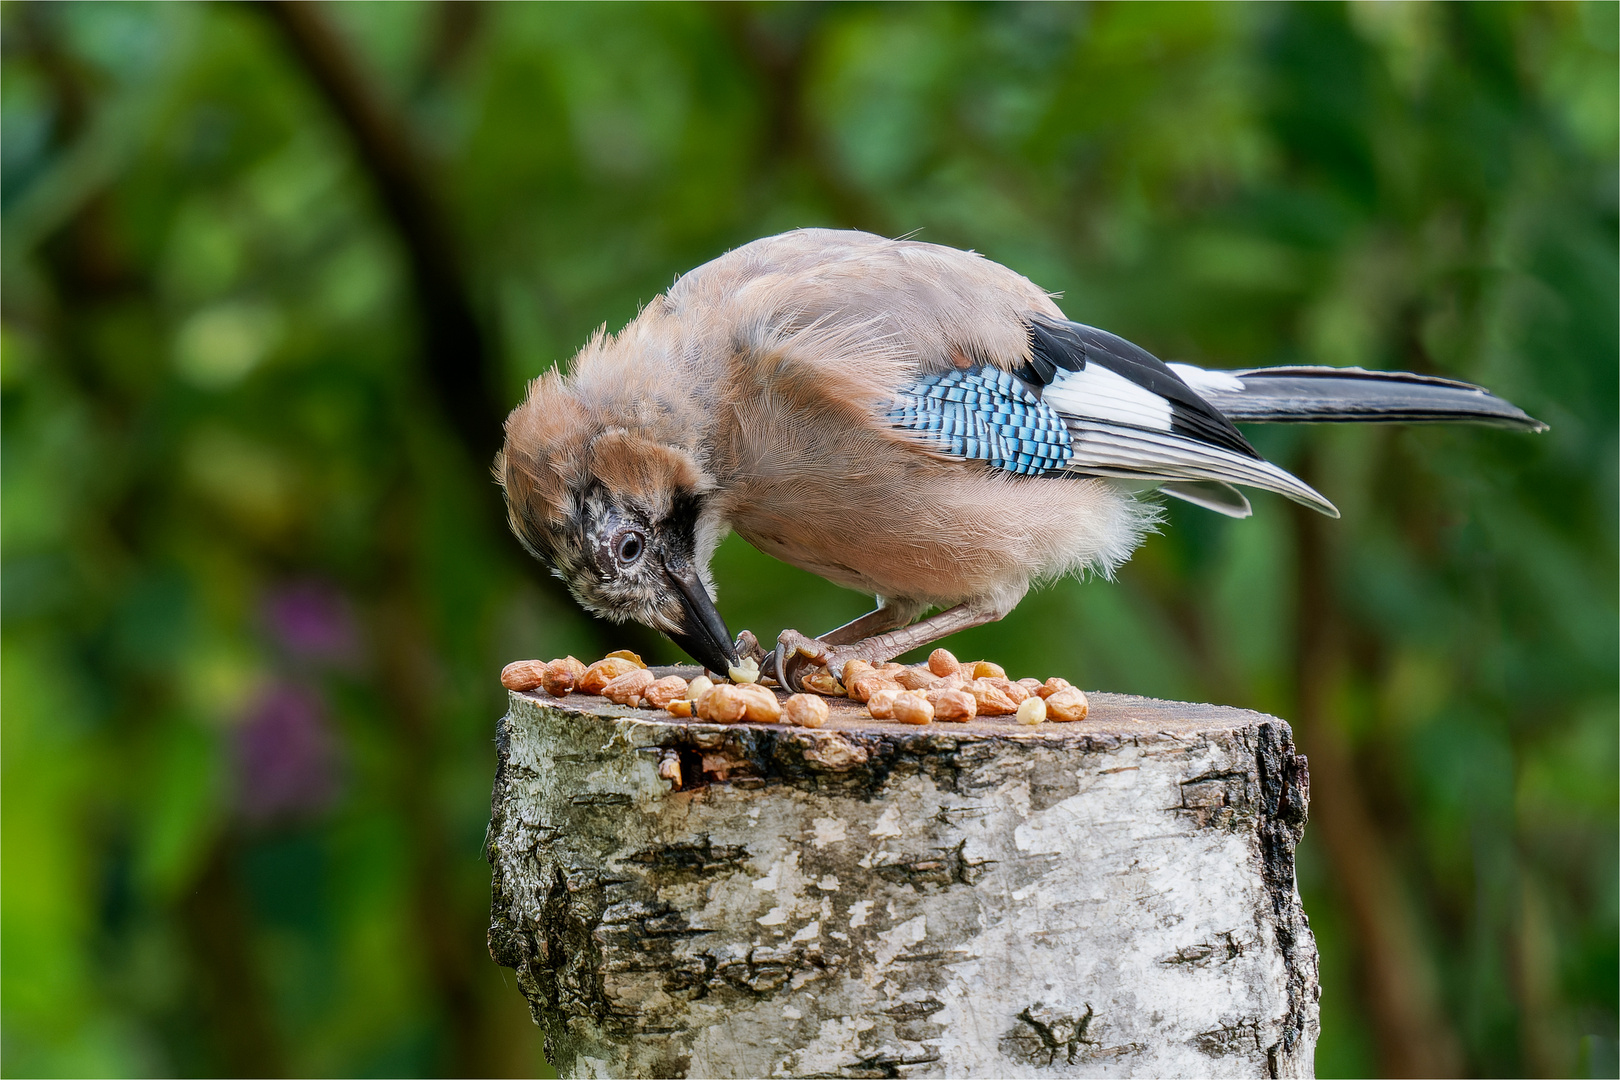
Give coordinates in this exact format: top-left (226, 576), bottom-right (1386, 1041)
top-left (672, 233), bottom-right (1333, 516)
top-left (887, 315), bottom-right (1338, 518)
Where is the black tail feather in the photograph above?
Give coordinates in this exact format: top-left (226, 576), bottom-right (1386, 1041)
top-left (1195, 366), bottom-right (1547, 431)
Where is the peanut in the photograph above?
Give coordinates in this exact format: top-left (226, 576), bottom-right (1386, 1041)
top-left (601, 667), bottom-right (654, 706)
top-left (927, 648), bottom-right (960, 677)
top-left (783, 694), bottom-right (829, 728)
top-left (965, 678), bottom-right (1018, 716)
top-left (866, 687), bottom-right (903, 720)
top-left (1037, 677), bottom-right (1073, 699)
top-left (500, 659), bottom-right (549, 692)
top-left (684, 675), bottom-right (714, 701)
top-left (696, 684), bottom-right (749, 723)
top-left (605, 649), bottom-right (647, 667)
top-left (1016, 696), bottom-right (1047, 725)
top-left (545, 656), bottom-right (587, 697)
top-left (894, 667), bottom-right (941, 691)
top-left (641, 675), bottom-right (689, 710)
top-left (800, 669), bottom-right (846, 697)
top-left (849, 671), bottom-right (902, 703)
top-left (1016, 677), bottom-right (1044, 696)
top-left (1045, 686), bottom-right (1090, 722)
top-left (664, 699), bottom-right (694, 718)
top-left (543, 666), bottom-right (578, 696)
top-left (979, 676), bottom-right (1029, 704)
top-left (580, 657), bottom-right (639, 694)
top-left (728, 656), bottom-right (761, 685)
top-left (736, 683), bottom-right (782, 723)
top-left (842, 659), bottom-right (874, 685)
top-left (968, 660), bottom-right (1006, 680)
top-left (925, 687), bottom-right (976, 722)
top-left (890, 691), bottom-right (934, 726)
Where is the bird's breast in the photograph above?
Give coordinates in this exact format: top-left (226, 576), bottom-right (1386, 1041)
top-left (719, 457), bottom-right (1144, 607)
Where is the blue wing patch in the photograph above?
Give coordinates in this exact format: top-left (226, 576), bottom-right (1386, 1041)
top-left (886, 366), bottom-right (1073, 476)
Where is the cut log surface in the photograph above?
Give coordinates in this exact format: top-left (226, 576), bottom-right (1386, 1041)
top-left (487, 669), bottom-right (1319, 1079)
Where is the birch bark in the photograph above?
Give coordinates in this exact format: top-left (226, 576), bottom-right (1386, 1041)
top-left (487, 679), bottom-right (1318, 1079)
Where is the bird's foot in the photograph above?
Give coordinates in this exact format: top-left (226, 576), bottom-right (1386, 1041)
top-left (772, 630), bottom-right (889, 693)
top-left (733, 629), bottom-right (769, 666)
top-left (771, 629), bottom-right (826, 692)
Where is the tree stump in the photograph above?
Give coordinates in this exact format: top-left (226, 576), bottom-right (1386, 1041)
top-left (486, 671), bottom-right (1319, 1079)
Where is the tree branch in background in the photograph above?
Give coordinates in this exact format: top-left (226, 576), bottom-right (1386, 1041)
top-left (258, 0), bottom-right (652, 659)
top-left (1290, 456), bottom-right (1466, 1079)
top-left (414, 0), bottom-right (488, 98)
top-left (715, 5), bottom-right (891, 236)
top-left (258, 0), bottom-right (501, 466)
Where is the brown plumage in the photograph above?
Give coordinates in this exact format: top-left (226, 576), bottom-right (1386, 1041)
top-left (497, 229), bottom-right (1544, 686)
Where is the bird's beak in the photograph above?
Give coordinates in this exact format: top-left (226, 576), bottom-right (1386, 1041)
top-left (664, 562), bottom-right (739, 675)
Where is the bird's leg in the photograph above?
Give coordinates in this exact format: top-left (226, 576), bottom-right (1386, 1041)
top-left (816, 599), bottom-right (926, 646)
top-left (775, 600), bottom-right (1010, 692)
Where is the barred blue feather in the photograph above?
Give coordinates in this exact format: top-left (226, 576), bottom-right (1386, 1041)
top-left (886, 366), bottom-right (1073, 476)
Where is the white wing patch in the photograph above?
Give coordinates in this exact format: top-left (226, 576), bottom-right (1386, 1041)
top-left (1043, 364), bottom-right (1174, 432)
top-left (1014, 315), bottom-right (1341, 518)
top-left (1167, 363), bottom-right (1246, 395)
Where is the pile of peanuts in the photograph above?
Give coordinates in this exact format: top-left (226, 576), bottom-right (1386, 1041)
top-left (837, 648), bottom-right (1088, 725)
top-left (499, 646), bottom-right (1087, 729)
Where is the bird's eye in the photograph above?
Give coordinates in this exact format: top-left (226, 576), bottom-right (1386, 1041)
top-left (614, 530), bottom-right (645, 567)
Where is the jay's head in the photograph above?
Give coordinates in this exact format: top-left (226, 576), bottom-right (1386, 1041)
top-left (496, 371), bottom-right (739, 674)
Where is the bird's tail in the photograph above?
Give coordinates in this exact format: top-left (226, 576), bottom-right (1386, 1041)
top-left (1172, 365), bottom-right (1548, 431)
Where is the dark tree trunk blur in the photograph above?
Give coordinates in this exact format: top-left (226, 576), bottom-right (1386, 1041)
top-left (1290, 451), bottom-right (1465, 1079)
top-left (259, 0), bottom-right (502, 467)
top-left (257, 0), bottom-right (657, 662)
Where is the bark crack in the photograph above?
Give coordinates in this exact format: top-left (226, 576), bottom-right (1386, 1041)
top-left (1254, 722), bottom-right (1317, 1077)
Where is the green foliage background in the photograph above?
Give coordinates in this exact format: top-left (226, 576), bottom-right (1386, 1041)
top-left (2, 2), bottom-right (1614, 1076)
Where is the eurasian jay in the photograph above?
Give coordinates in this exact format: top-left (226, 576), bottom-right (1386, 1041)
top-left (496, 229), bottom-right (1543, 690)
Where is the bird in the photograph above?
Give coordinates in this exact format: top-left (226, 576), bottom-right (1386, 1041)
top-left (496, 229), bottom-right (1545, 691)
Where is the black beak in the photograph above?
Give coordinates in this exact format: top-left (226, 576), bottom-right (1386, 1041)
top-left (664, 562), bottom-right (739, 675)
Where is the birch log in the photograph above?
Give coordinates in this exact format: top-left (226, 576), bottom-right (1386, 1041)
top-left (486, 672), bottom-right (1319, 1079)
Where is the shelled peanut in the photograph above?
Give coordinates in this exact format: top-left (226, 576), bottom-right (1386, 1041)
top-left (925, 686), bottom-right (976, 722)
top-left (889, 690), bottom-right (934, 725)
top-left (641, 676), bottom-right (689, 710)
top-left (544, 657), bottom-right (587, 696)
top-left (601, 667), bottom-right (654, 706)
top-left (783, 693), bottom-right (829, 728)
top-left (579, 656), bottom-right (642, 694)
top-left (499, 659), bottom-right (549, 692)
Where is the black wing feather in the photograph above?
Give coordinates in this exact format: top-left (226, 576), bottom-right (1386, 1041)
top-left (1195, 366), bottom-right (1548, 430)
top-left (1018, 316), bottom-right (1261, 460)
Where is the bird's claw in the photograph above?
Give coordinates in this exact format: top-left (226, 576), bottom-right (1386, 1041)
top-left (772, 629), bottom-right (832, 693)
